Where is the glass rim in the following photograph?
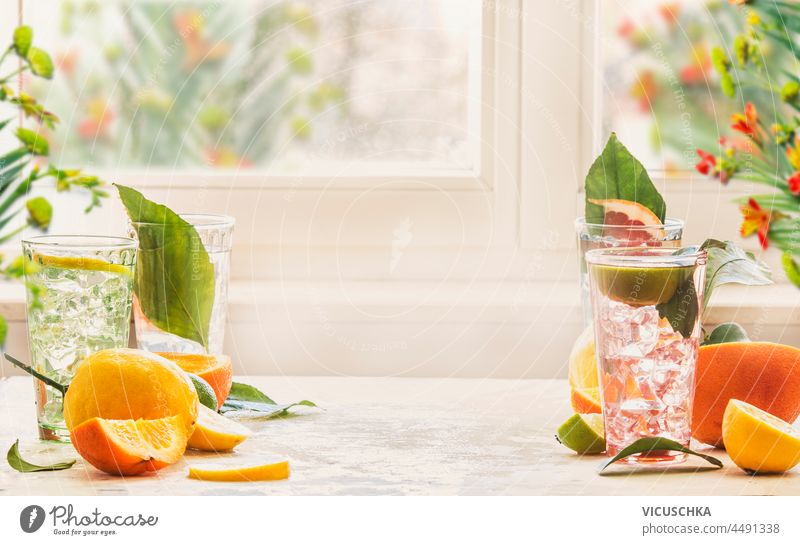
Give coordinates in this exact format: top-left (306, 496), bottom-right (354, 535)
top-left (585, 247), bottom-right (707, 268)
top-left (21, 235), bottom-right (138, 251)
top-left (129, 213), bottom-right (235, 229)
top-left (574, 216), bottom-right (684, 230)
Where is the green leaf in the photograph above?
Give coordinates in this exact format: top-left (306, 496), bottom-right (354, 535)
top-left (656, 240), bottom-right (771, 336)
top-left (7, 440), bottom-right (75, 473)
top-left (584, 133), bottom-right (666, 224)
top-left (702, 239), bottom-right (772, 305)
top-left (0, 315), bottom-right (7, 346)
top-left (26, 196), bottom-right (52, 229)
top-left (0, 147), bottom-right (29, 169)
top-left (703, 322), bottom-right (750, 346)
top-left (220, 381), bottom-right (317, 418)
top-left (12, 26), bottom-right (32, 57)
top-left (116, 184), bottom-right (215, 350)
top-left (227, 381), bottom-right (277, 405)
top-left (598, 437), bottom-right (723, 474)
top-left (26, 47), bottom-right (54, 79)
top-left (15, 128), bottom-right (48, 155)
top-left (782, 252), bottom-right (800, 287)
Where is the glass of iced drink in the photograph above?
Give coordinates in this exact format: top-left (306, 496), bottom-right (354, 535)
top-left (575, 218), bottom-right (683, 326)
top-left (22, 235), bottom-right (137, 441)
top-left (586, 247), bottom-right (706, 464)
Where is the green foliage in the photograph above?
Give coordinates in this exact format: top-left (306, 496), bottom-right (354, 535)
top-left (220, 381), bottom-right (318, 418)
top-left (116, 184), bottom-right (216, 350)
top-left (584, 133), bottom-right (666, 223)
top-left (12, 26), bottom-right (32, 57)
top-left (598, 437), bottom-right (722, 473)
top-left (7, 440), bottom-right (75, 473)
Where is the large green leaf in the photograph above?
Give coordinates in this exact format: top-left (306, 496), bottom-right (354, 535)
top-left (598, 437), bottom-right (722, 473)
top-left (116, 184), bottom-right (215, 350)
top-left (584, 133), bottom-right (666, 224)
top-left (221, 381), bottom-right (317, 417)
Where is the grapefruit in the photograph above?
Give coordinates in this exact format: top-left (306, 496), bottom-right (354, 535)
top-left (158, 353), bottom-right (233, 410)
top-left (70, 415), bottom-right (188, 476)
top-left (722, 399), bottom-right (800, 474)
top-left (692, 342), bottom-right (800, 447)
top-left (64, 349), bottom-right (198, 436)
top-left (589, 198), bottom-right (664, 240)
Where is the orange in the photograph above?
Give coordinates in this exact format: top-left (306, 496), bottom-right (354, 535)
top-left (693, 342), bottom-right (800, 447)
top-left (568, 327), bottom-right (601, 414)
top-left (158, 353), bottom-right (233, 410)
top-left (64, 349), bottom-right (198, 435)
top-left (70, 415), bottom-right (188, 476)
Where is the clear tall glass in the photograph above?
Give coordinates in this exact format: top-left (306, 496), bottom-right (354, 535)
top-left (586, 247), bottom-right (706, 465)
top-left (129, 214), bottom-right (234, 354)
top-left (22, 235), bottom-right (137, 441)
top-left (575, 218), bottom-right (684, 326)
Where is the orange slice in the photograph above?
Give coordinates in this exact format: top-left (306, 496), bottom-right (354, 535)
top-left (159, 353), bottom-right (233, 410)
top-left (70, 415), bottom-right (188, 476)
top-left (570, 387), bottom-right (602, 414)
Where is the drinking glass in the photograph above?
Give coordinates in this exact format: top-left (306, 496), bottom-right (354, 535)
top-left (22, 235), bottom-right (137, 441)
top-left (129, 214), bottom-right (234, 354)
top-left (575, 218), bottom-right (683, 326)
top-left (586, 247), bottom-right (706, 464)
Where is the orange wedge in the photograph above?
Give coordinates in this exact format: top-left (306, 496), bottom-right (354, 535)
top-left (159, 353), bottom-right (233, 410)
top-left (70, 415), bottom-right (188, 476)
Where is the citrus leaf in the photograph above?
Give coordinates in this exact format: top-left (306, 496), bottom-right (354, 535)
top-left (116, 184), bottom-right (215, 350)
top-left (701, 239), bottom-right (772, 306)
top-left (26, 47), bottom-right (54, 79)
top-left (227, 381), bottom-right (277, 405)
top-left (584, 133), bottom-right (666, 224)
top-left (598, 437), bottom-right (723, 473)
top-left (12, 26), bottom-right (32, 57)
top-left (782, 252), bottom-right (800, 287)
top-left (7, 440), bottom-right (75, 473)
top-left (220, 381), bottom-right (317, 417)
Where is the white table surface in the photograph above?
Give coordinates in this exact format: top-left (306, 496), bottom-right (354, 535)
top-left (1, 376), bottom-right (799, 496)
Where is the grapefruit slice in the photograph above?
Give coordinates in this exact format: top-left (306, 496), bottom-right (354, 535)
top-left (70, 415), bottom-right (188, 476)
top-left (570, 387), bottom-right (602, 414)
top-left (589, 198), bottom-right (664, 240)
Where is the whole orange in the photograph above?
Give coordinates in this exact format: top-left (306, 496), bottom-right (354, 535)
top-left (692, 342), bottom-right (800, 447)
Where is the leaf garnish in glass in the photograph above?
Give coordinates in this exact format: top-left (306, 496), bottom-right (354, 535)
top-left (116, 184), bottom-right (215, 351)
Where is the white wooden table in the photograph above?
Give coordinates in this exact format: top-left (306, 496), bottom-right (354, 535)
top-left (1, 376), bottom-right (799, 495)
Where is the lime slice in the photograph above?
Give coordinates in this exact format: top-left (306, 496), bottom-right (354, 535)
top-left (591, 264), bottom-right (691, 306)
top-left (35, 254), bottom-right (131, 276)
top-left (556, 413), bottom-right (605, 454)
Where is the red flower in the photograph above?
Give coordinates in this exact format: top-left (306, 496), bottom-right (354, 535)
top-left (618, 18), bottom-right (634, 38)
top-left (695, 149), bottom-right (716, 176)
top-left (730, 102), bottom-right (762, 142)
top-left (789, 172), bottom-right (800, 195)
top-left (739, 198), bottom-right (778, 249)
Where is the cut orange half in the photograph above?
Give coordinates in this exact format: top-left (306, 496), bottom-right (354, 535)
top-left (70, 415), bottom-right (188, 476)
top-left (159, 353), bottom-right (233, 410)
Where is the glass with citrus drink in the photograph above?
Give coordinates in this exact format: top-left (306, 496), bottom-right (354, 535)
top-left (586, 247), bottom-right (706, 464)
top-left (22, 235), bottom-right (137, 441)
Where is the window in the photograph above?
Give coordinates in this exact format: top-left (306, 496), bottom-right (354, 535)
top-left (24, 0), bottom-right (480, 171)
